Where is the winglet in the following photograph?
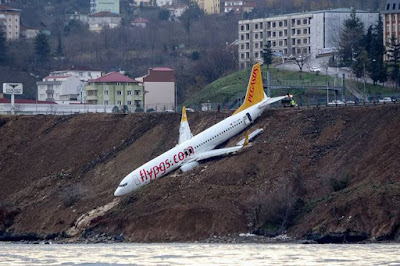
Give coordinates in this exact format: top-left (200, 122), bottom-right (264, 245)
top-left (181, 106), bottom-right (188, 122)
top-left (233, 63), bottom-right (265, 115)
top-left (243, 131), bottom-right (249, 147)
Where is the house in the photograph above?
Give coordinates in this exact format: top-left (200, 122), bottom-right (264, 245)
top-left (20, 25), bottom-right (40, 39)
top-left (90, 0), bottom-right (120, 14)
top-left (383, 0), bottom-right (400, 61)
top-left (131, 17), bottom-right (149, 28)
top-left (37, 75), bottom-right (82, 104)
top-left (136, 67), bottom-right (176, 112)
top-left (0, 5), bottom-right (21, 40)
top-left (84, 72), bottom-right (144, 112)
top-left (88, 11), bottom-right (121, 32)
top-left (224, 0), bottom-right (255, 14)
top-left (165, 4), bottom-right (188, 20)
top-left (66, 11), bottom-right (89, 24)
top-left (195, 0), bottom-right (220, 14)
top-left (156, 0), bottom-right (173, 7)
top-left (131, 0), bottom-right (152, 7)
top-left (238, 8), bottom-right (379, 69)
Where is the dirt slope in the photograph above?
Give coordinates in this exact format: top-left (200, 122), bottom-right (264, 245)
top-left (0, 106), bottom-right (399, 243)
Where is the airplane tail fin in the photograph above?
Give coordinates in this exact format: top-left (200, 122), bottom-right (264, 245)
top-left (232, 63), bottom-right (265, 115)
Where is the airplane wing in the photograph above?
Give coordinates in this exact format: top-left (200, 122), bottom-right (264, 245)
top-left (192, 131), bottom-right (249, 162)
top-left (178, 106), bottom-right (193, 144)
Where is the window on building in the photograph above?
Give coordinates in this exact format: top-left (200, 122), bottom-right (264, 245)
top-left (246, 33), bottom-right (249, 39)
top-left (241, 25), bottom-right (244, 31)
top-left (104, 90), bottom-right (108, 95)
top-left (255, 33), bottom-right (258, 39)
top-left (246, 52), bottom-right (249, 58)
top-left (272, 31), bottom-right (276, 37)
top-left (246, 24), bottom-right (249, 30)
top-left (279, 31), bottom-right (283, 37)
top-left (241, 35), bottom-right (244, 40)
top-left (255, 24), bottom-right (258, 29)
top-left (284, 20), bottom-right (287, 27)
top-left (134, 90), bottom-right (140, 95)
top-left (303, 29), bottom-right (307, 34)
top-left (135, 100), bottom-right (141, 107)
top-left (117, 91), bottom-right (122, 95)
top-left (127, 101), bottom-right (132, 105)
top-left (104, 100), bottom-right (108, 105)
top-left (394, 3), bottom-right (396, 9)
top-left (272, 41), bottom-right (276, 47)
top-left (303, 19), bottom-right (307, 24)
top-left (260, 32), bottom-right (263, 38)
top-left (272, 22), bottom-right (276, 28)
top-left (117, 101), bottom-right (122, 105)
top-left (303, 38), bottom-right (307, 44)
top-left (387, 4), bottom-right (390, 10)
top-left (297, 29), bottom-right (301, 35)
top-left (260, 22), bottom-right (263, 29)
top-left (255, 43), bottom-right (259, 48)
top-left (279, 21), bottom-right (282, 27)
top-left (297, 39), bottom-right (301, 44)
top-left (297, 19), bottom-right (301, 25)
top-left (241, 53), bottom-right (244, 59)
top-left (127, 90), bottom-right (132, 95)
top-left (279, 41), bottom-right (283, 46)
top-left (255, 52), bottom-right (259, 58)
top-left (246, 43), bottom-right (249, 49)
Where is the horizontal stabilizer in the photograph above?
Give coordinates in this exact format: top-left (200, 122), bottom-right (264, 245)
top-left (258, 96), bottom-right (287, 108)
top-left (236, 128), bottom-right (264, 146)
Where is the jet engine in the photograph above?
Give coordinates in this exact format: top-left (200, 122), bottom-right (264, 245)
top-left (180, 161), bottom-right (200, 172)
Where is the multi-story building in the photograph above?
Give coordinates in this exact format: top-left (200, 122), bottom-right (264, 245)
top-left (195, 0), bottom-right (220, 14)
top-left (90, 0), bottom-right (120, 14)
top-left (88, 11), bottom-right (121, 32)
top-left (238, 8), bottom-right (379, 69)
top-left (382, 0), bottom-right (400, 60)
top-left (224, 0), bottom-right (255, 14)
top-left (37, 75), bottom-right (82, 104)
top-left (136, 67), bottom-right (176, 112)
top-left (0, 5), bottom-right (20, 40)
top-left (84, 72), bottom-right (144, 112)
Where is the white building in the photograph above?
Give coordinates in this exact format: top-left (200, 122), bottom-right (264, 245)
top-left (90, 0), bottom-right (120, 14)
top-left (238, 8), bottom-right (379, 69)
top-left (136, 67), bottom-right (176, 112)
top-left (156, 0), bottom-right (173, 7)
top-left (165, 4), bottom-right (188, 20)
top-left (37, 75), bottom-right (82, 104)
top-left (88, 11), bottom-right (121, 32)
top-left (0, 4), bottom-right (20, 40)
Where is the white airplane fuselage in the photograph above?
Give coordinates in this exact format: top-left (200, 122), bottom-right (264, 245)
top-left (114, 103), bottom-right (265, 196)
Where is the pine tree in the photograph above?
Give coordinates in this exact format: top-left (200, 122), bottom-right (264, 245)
top-left (54, 33), bottom-right (64, 58)
top-left (368, 15), bottom-right (387, 85)
top-left (338, 9), bottom-right (365, 66)
top-left (34, 30), bottom-right (51, 64)
top-left (261, 43), bottom-right (273, 69)
top-left (0, 27), bottom-right (7, 65)
top-left (387, 35), bottom-right (400, 88)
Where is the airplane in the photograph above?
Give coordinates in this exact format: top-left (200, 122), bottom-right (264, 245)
top-left (114, 63), bottom-right (287, 196)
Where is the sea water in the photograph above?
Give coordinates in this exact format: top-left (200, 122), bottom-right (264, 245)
top-left (0, 243), bottom-right (399, 265)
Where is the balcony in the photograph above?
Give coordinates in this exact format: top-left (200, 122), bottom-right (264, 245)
top-left (86, 95), bottom-right (98, 101)
top-left (46, 89), bottom-right (54, 94)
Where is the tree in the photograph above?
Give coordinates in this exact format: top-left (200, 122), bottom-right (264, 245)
top-left (180, 2), bottom-right (202, 35)
top-left (387, 35), bottom-right (400, 88)
top-left (367, 16), bottom-right (387, 85)
top-left (158, 9), bottom-right (170, 20)
top-left (261, 43), bottom-right (273, 69)
top-left (34, 31), bottom-right (51, 64)
top-left (338, 9), bottom-right (365, 66)
top-left (0, 27), bottom-right (7, 65)
top-left (54, 33), bottom-right (64, 58)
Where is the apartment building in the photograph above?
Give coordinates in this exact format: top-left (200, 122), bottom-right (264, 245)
top-left (0, 5), bottom-right (20, 40)
top-left (382, 0), bottom-right (400, 60)
top-left (195, 0), bottom-right (220, 14)
top-left (224, 0), bottom-right (255, 14)
top-left (37, 75), bottom-right (82, 104)
top-left (84, 72), bottom-right (144, 112)
top-left (90, 0), bottom-right (120, 14)
top-left (136, 67), bottom-right (176, 112)
top-left (238, 8), bottom-right (379, 69)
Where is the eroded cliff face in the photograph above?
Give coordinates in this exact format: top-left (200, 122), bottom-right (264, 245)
top-left (0, 106), bottom-right (399, 243)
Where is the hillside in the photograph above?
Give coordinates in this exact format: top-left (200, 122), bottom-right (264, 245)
top-left (0, 105), bottom-right (400, 243)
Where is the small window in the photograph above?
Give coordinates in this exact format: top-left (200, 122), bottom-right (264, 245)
top-left (127, 90), bottom-right (132, 95)
top-left (104, 100), bottom-right (108, 105)
top-left (104, 90), bottom-right (108, 95)
top-left (117, 91), bottom-right (122, 95)
top-left (117, 101), bottom-right (122, 105)
top-left (127, 101), bottom-right (132, 105)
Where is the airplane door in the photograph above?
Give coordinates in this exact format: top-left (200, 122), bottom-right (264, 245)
top-left (133, 175), bottom-right (141, 185)
top-left (243, 112), bottom-right (253, 125)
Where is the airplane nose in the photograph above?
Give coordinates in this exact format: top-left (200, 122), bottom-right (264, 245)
top-left (114, 188), bottom-right (123, 197)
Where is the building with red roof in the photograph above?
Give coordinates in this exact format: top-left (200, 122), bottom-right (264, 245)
top-left (84, 72), bottom-right (144, 112)
top-left (88, 11), bottom-right (121, 32)
top-left (136, 67), bottom-right (176, 112)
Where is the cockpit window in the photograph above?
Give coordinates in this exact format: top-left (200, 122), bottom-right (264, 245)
top-left (119, 183), bottom-right (128, 187)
